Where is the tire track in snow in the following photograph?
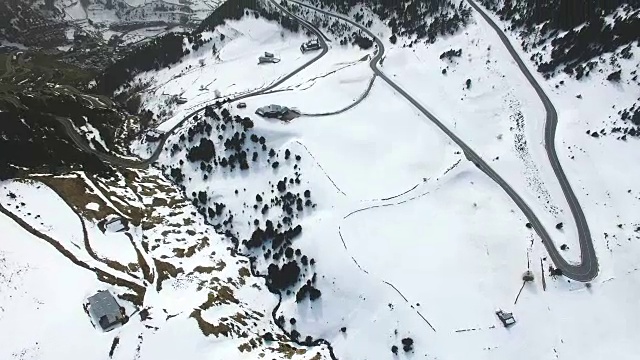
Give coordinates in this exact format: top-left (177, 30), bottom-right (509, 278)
top-left (334, 159), bottom-right (464, 333)
top-left (338, 187), bottom-right (443, 332)
top-left (292, 140), bottom-right (347, 197)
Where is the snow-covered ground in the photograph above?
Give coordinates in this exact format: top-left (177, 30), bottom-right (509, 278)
top-left (5, 3), bottom-right (640, 360)
top-left (469, 2), bottom-right (640, 281)
top-left (0, 168), bottom-right (329, 360)
top-left (0, 212), bottom-right (111, 360)
top-left (381, 9), bottom-right (584, 261)
top-left (128, 8), bottom-right (640, 360)
top-left (133, 16), bottom-right (320, 131)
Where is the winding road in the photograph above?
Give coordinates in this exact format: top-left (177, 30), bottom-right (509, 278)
top-left (286, 0), bottom-right (597, 281)
top-left (465, 0), bottom-right (597, 281)
top-left (47, 0), bottom-right (597, 282)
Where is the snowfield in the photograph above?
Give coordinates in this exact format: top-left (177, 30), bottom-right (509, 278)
top-left (382, 12), bottom-right (583, 262)
top-left (135, 17), bottom-right (319, 132)
top-left (4, 1), bottom-right (640, 360)
top-left (1, 168), bottom-right (330, 360)
top-left (0, 213), bottom-right (111, 360)
top-left (132, 7), bottom-right (640, 360)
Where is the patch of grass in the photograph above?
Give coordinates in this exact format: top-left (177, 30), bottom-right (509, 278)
top-left (272, 343), bottom-right (307, 359)
top-left (41, 176), bottom-right (115, 220)
top-left (98, 272), bottom-right (145, 305)
top-left (29, 53), bottom-right (95, 87)
top-left (238, 267), bottom-right (250, 278)
top-left (151, 197), bottom-right (168, 207)
top-left (200, 285), bottom-right (239, 310)
top-left (126, 232), bottom-right (153, 283)
top-left (154, 259), bottom-right (184, 292)
top-left (238, 342), bottom-right (253, 353)
top-left (173, 242), bottom-right (198, 258)
top-left (109, 336), bottom-right (120, 358)
top-left (196, 236), bottom-right (209, 251)
top-left (191, 261), bottom-right (226, 275)
top-left (189, 309), bottom-right (232, 338)
top-left (230, 312), bottom-right (249, 326)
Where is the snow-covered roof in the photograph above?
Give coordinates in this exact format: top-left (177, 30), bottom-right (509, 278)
top-left (257, 104), bottom-right (288, 114)
top-left (88, 290), bottom-right (123, 329)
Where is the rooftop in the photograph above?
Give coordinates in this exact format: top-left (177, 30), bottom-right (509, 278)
top-left (88, 290), bottom-right (123, 330)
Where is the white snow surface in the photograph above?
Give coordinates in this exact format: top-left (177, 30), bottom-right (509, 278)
top-left (5, 4), bottom-right (640, 360)
top-left (131, 9), bottom-right (640, 360)
top-left (0, 212), bottom-right (110, 360)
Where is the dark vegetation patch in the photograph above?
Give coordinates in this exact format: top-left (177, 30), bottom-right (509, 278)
top-left (479, 0), bottom-right (640, 77)
top-left (97, 0), bottom-right (303, 95)
top-left (440, 48), bottom-right (462, 60)
top-left (109, 337), bottom-right (120, 358)
top-left (299, 0), bottom-right (471, 47)
top-left (0, 109), bottom-right (114, 180)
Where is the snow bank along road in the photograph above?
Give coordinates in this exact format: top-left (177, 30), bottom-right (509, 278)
top-left (287, 0), bottom-right (598, 281)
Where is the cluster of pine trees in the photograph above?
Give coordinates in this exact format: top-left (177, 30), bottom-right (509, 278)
top-left (311, 0), bottom-right (471, 44)
top-left (480, 0), bottom-right (640, 75)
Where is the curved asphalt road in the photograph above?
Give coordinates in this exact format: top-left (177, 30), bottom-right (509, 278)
top-left (288, 0), bottom-right (597, 281)
top-left (466, 0), bottom-right (597, 280)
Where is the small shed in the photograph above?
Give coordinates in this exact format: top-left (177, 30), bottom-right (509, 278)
top-left (88, 290), bottom-right (125, 331)
top-left (258, 56), bottom-right (280, 64)
top-left (496, 309), bottom-right (516, 327)
top-left (104, 215), bottom-right (129, 232)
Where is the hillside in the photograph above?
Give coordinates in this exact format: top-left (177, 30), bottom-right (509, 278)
top-left (2, 0), bottom-right (640, 359)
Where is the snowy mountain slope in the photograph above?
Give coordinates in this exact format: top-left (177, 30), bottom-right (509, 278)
top-left (0, 213), bottom-right (111, 360)
top-left (131, 16), bottom-right (316, 130)
top-left (464, 0), bottom-right (640, 282)
top-left (0, 168), bottom-right (331, 360)
top-left (4, 0), bottom-right (640, 359)
top-left (380, 5), bottom-right (582, 262)
top-left (120, 3), bottom-right (640, 359)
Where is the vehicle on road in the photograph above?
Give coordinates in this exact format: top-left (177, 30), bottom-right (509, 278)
top-left (255, 104), bottom-right (289, 118)
top-left (300, 39), bottom-right (321, 53)
top-left (237, 102), bottom-right (247, 109)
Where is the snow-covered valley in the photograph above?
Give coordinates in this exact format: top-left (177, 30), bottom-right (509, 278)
top-left (2, 0), bottom-right (640, 359)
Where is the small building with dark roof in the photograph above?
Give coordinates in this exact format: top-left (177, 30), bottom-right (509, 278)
top-left (496, 309), bottom-right (516, 327)
top-left (88, 290), bottom-right (125, 331)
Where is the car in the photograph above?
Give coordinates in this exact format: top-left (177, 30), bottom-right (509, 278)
top-left (236, 102), bottom-right (247, 109)
top-left (300, 39), bottom-right (321, 53)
